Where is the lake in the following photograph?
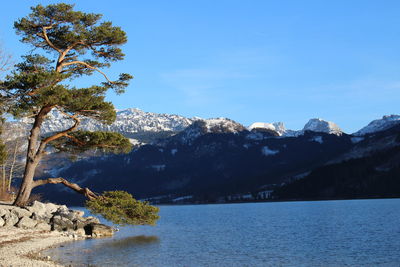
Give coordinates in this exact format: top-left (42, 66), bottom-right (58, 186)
top-left (44, 199), bottom-right (400, 266)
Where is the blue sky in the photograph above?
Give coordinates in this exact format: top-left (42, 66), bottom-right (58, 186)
top-left (1, 0), bottom-right (399, 133)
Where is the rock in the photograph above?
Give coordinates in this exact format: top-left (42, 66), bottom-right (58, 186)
top-left (52, 206), bottom-right (81, 221)
top-left (0, 208), bottom-right (10, 218)
top-left (84, 223), bottom-right (114, 237)
top-left (51, 215), bottom-right (74, 231)
top-left (57, 205), bottom-right (69, 213)
top-left (27, 201), bottom-right (47, 214)
top-left (44, 202), bottom-right (60, 214)
top-left (84, 216), bottom-right (100, 224)
top-left (28, 201), bottom-right (60, 216)
top-left (31, 212), bottom-right (51, 224)
top-left (72, 219), bottom-right (86, 230)
top-left (68, 209), bottom-right (84, 219)
top-left (28, 201), bottom-right (55, 223)
top-left (0, 217), bottom-right (4, 227)
top-left (75, 228), bottom-right (86, 236)
top-left (60, 209), bottom-right (83, 221)
top-left (35, 222), bottom-right (51, 231)
top-left (16, 216), bottom-right (37, 229)
top-left (3, 212), bottom-right (19, 227)
top-left (11, 207), bottom-right (32, 218)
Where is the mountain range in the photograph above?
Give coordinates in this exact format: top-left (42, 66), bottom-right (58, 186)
top-left (15, 107), bottom-right (400, 142)
top-left (17, 108), bottom-right (399, 205)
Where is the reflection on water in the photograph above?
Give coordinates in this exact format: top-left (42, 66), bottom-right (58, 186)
top-left (45, 199), bottom-right (400, 267)
top-left (94, 235), bottom-right (159, 249)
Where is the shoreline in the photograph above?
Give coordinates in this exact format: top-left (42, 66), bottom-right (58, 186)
top-left (154, 195), bottom-right (400, 206)
top-left (0, 227), bottom-right (82, 267)
top-left (0, 201), bottom-right (111, 267)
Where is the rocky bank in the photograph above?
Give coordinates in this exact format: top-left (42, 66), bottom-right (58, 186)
top-left (0, 201), bottom-right (113, 238)
top-left (0, 201), bottom-right (114, 266)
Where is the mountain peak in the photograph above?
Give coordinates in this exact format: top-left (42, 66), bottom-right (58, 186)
top-left (354, 114), bottom-right (400, 136)
top-left (303, 118), bottom-right (342, 135)
top-left (171, 118), bottom-right (246, 145)
top-left (248, 122), bottom-right (286, 136)
top-left (203, 118), bottom-right (246, 133)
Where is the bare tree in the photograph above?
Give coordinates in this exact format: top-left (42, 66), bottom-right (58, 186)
top-left (0, 122), bottom-right (27, 193)
top-left (0, 43), bottom-right (12, 76)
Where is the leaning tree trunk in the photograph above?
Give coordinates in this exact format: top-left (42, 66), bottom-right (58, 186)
top-left (13, 106), bottom-right (52, 207)
top-left (13, 159), bottom-right (39, 206)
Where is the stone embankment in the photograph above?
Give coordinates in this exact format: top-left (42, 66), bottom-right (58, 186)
top-left (0, 201), bottom-right (113, 238)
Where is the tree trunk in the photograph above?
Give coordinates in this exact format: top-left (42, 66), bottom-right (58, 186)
top-left (13, 159), bottom-right (39, 206)
top-left (13, 106), bottom-right (52, 207)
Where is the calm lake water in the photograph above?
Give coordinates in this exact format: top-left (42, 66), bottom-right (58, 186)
top-left (44, 199), bottom-right (400, 267)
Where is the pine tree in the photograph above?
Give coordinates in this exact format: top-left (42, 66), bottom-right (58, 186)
top-left (0, 4), bottom-right (159, 225)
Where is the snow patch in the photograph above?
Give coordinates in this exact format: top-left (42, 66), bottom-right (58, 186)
top-left (151, 164), bottom-right (166, 171)
top-left (172, 195), bottom-right (193, 202)
top-left (246, 132), bottom-right (265, 141)
top-left (351, 137), bottom-right (364, 143)
top-left (171, 148), bottom-right (178, 155)
top-left (261, 146), bottom-right (279, 156)
top-left (310, 136), bottom-right (323, 144)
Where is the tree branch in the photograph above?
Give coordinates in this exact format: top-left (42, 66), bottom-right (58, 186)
top-left (35, 111), bottom-right (80, 157)
top-left (56, 42), bottom-right (80, 72)
top-left (60, 60), bottom-right (114, 84)
top-left (40, 25), bottom-right (62, 53)
top-left (32, 177), bottom-right (98, 200)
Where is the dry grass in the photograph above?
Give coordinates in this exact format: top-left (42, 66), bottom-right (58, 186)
top-left (0, 190), bottom-right (14, 202)
top-left (0, 185), bottom-right (17, 202)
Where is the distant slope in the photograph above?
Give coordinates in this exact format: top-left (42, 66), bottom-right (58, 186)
top-left (9, 109), bottom-right (400, 204)
top-left (275, 125), bottom-right (400, 200)
top-left (36, 122), bottom-right (354, 205)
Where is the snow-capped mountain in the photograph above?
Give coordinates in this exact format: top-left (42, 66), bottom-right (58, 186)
top-left (169, 118), bottom-right (246, 145)
top-left (41, 108), bottom-right (193, 135)
top-left (248, 118), bottom-right (342, 136)
top-left (302, 118), bottom-right (342, 136)
top-left (248, 122), bottom-right (286, 136)
top-left (10, 107), bottom-right (400, 147)
top-left (353, 115), bottom-right (400, 136)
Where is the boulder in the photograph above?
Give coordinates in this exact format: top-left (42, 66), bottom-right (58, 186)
top-left (4, 212), bottom-right (19, 227)
top-left (11, 207), bottom-right (32, 219)
top-left (0, 208), bottom-right (10, 218)
top-left (75, 228), bottom-right (86, 237)
top-left (31, 212), bottom-right (52, 224)
top-left (35, 222), bottom-right (51, 231)
top-left (16, 216), bottom-right (37, 229)
top-left (54, 209), bottom-right (84, 221)
top-left (51, 215), bottom-right (74, 231)
top-left (27, 201), bottom-right (47, 214)
top-left (44, 202), bottom-right (60, 214)
top-left (28, 201), bottom-right (59, 216)
top-left (68, 209), bottom-right (84, 220)
top-left (72, 219), bottom-right (86, 230)
top-left (84, 223), bottom-right (114, 237)
top-left (84, 216), bottom-right (100, 224)
top-left (0, 217), bottom-right (4, 227)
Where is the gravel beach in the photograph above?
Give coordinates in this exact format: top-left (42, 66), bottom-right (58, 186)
top-left (0, 226), bottom-right (79, 267)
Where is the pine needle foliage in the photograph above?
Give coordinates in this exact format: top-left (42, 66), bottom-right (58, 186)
top-left (86, 191), bottom-right (160, 226)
